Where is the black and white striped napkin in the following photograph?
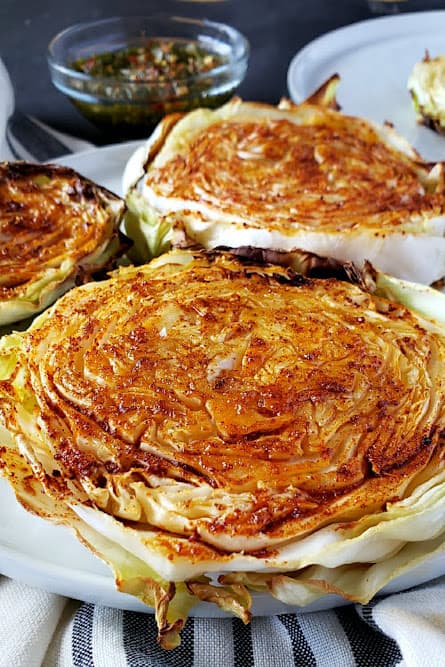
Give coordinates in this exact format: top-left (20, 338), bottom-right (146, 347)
top-left (3, 574), bottom-right (445, 667)
top-left (67, 603), bottom-right (401, 667)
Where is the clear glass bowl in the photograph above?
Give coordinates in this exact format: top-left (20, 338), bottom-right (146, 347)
top-left (48, 15), bottom-right (249, 141)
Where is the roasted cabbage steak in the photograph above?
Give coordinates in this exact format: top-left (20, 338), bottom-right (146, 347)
top-left (1, 249), bottom-right (445, 648)
top-left (0, 161), bottom-right (126, 326)
top-left (123, 83), bottom-right (445, 285)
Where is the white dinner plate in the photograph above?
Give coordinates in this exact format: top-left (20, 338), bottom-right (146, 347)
top-left (287, 10), bottom-right (445, 162)
top-left (1, 141), bottom-right (445, 615)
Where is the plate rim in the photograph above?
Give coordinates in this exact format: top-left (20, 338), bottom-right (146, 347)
top-left (287, 9), bottom-right (445, 103)
top-left (0, 58), bottom-right (14, 153)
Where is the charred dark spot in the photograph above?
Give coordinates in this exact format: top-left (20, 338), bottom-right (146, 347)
top-left (104, 459), bottom-right (120, 474)
top-left (96, 475), bottom-right (107, 488)
top-left (213, 376), bottom-right (230, 391)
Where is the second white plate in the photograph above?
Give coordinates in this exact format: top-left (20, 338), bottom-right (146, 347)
top-left (287, 10), bottom-right (445, 162)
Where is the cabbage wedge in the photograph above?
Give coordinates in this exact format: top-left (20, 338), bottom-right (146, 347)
top-left (122, 80), bottom-right (445, 285)
top-left (0, 161), bottom-right (126, 327)
top-left (408, 51), bottom-right (445, 135)
top-left (1, 248), bottom-right (445, 648)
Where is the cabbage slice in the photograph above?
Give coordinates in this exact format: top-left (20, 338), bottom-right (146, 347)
top-left (0, 162), bottom-right (126, 327)
top-left (122, 92), bottom-right (445, 284)
top-left (1, 252), bottom-right (445, 648)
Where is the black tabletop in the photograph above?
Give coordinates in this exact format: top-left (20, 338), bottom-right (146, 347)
top-left (1, 0), bottom-right (444, 145)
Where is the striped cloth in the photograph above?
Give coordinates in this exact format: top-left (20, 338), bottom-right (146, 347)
top-left (2, 575), bottom-right (445, 667)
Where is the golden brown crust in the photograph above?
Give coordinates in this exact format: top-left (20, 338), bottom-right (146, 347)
top-left (2, 250), bottom-right (444, 559)
top-left (0, 161), bottom-right (125, 301)
top-left (145, 115), bottom-right (441, 233)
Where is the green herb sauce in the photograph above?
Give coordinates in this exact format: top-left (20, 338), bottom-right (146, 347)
top-left (70, 39), bottom-right (232, 139)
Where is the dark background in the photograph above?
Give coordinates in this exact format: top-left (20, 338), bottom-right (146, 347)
top-left (1, 0), bottom-right (445, 144)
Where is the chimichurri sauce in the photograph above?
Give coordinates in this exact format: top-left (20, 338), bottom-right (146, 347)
top-left (69, 39), bottom-right (232, 140)
top-left (72, 39), bottom-right (227, 84)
